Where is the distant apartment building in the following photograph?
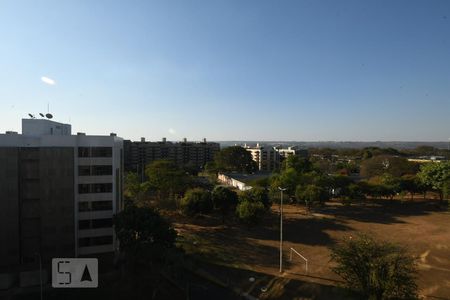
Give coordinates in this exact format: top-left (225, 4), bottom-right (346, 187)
top-left (407, 156), bottom-right (448, 163)
top-left (124, 137), bottom-right (220, 175)
top-left (0, 118), bottom-right (123, 271)
top-left (274, 145), bottom-right (308, 159)
top-left (244, 143), bottom-right (280, 171)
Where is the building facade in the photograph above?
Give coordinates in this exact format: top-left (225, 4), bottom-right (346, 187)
top-left (0, 119), bottom-right (123, 270)
top-left (243, 143), bottom-right (280, 172)
top-left (124, 137), bottom-right (220, 176)
top-left (274, 145), bottom-right (308, 160)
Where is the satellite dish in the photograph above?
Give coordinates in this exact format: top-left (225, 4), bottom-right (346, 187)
top-left (28, 113), bottom-right (35, 118)
top-left (46, 113), bottom-right (53, 119)
top-left (39, 113), bottom-right (45, 117)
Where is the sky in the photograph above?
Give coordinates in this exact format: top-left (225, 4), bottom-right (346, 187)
top-left (0, 0), bottom-right (449, 142)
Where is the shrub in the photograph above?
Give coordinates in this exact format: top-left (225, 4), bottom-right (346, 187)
top-left (331, 234), bottom-right (418, 300)
top-left (180, 188), bottom-right (213, 216)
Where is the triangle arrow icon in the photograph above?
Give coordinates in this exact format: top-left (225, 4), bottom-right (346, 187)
top-left (80, 265), bottom-right (92, 282)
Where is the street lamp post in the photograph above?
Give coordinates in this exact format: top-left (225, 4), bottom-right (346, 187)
top-left (278, 187), bottom-right (287, 273)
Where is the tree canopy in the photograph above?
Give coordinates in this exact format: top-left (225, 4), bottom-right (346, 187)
top-left (214, 146), bottom-right (257, 173)
top-left (145, 160), bottom-right (190, 197)
top-left (180, 188), bottom-right (213, 216)
top-left (417, 161), bottom-right (450, 200)
top-left (331, 234), bottom-right (418, 300)
top-left (360, 156), bottom-right (418, 178)
top-left (236, 200), bottom-right (266, 225)
top-left (238, 187), bottom-right (271, 209)
top-left (114, 205), bottom-right (177, 264)
top-left (212, 186), bottom-right (238, 222)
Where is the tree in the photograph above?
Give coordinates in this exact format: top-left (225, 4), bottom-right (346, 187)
top-left (380, 173), bottom-right (401, 200)
top-left (330, 175), bottom-right (353, 197)
top-left (145, 160), bottom-right (190, 201)
top-left (180, 188), bottom-right (213, 216)
top-left (443, 179), bottom-right (450, 200)
top-left (236, 200), bottom-right (266, 225)
top-left (360, 156), bottom-right (418, 178)
top-left (340, 183), bottom-right (365, 205)
top-left (214, 146), bottom-right (257, 173)
top-left (238, 187), bottom-right (271, 209)
top-left (235, 187), bottom-right (270, 225)
top-left (124, 172), bottom-right (151, 205)
top-left (114, 205), bottom-right (177, 267)
top-left (417, 161), bottom-right (450, 200)
top-left (270, 168), bottom-right (299, 199)
top-left (331, 234), bottom-right (418, 300)
top-left (400, 174), bottom-right (421, 201)
top-left (295, 184), bottom-right (329, 209)
top-left (211, 186), bottom-right (238, 222)
top-left (283, 155), bottom-right (313, 173)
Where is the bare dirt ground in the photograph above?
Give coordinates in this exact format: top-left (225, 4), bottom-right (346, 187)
top-left (171, 199), bottom-right (450, 299)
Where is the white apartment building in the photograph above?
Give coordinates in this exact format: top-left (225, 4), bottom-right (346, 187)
top-left (243, 143), bottom-right (280, 171)
top-left (0, 118), bottom-right (123, 265)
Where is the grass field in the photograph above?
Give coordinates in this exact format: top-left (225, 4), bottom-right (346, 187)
top-left (171, 199), bottom-right (450, 299)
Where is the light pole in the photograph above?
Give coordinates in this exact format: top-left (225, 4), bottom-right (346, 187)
top-left (278, 187), bottom-right (287, 273)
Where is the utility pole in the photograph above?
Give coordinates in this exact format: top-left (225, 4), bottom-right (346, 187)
top-left (278, 187), bottom-right (287, 273)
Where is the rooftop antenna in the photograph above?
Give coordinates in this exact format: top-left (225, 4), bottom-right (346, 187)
top-left (46, 103), bottom-right (53, 119)
top-left (28, 113), bottom-right (35, 119)
top-left (39, 113), bottom-right (45, 118)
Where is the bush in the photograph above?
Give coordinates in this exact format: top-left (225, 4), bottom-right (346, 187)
top-left (236, 200), bottom-right (266, 225)
top-left (331, 234), bottom-right (418, 300)
top-left (180, 188), bottom-right (213, 216)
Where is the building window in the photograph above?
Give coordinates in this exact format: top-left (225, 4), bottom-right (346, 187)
top-left (78, 183), bottom-right (112, 194)
top-left (78, 235), bottom-right (113, 247)
top-left (78, 220), bottom-right (90, 230)
top-left (92, 183), bottom-right (112, 193)
top-left (92, 218), bottom-right (112, 229)
top-left (78, 202), bottom-right (90, 212)
top-left (91, 201), bottom-right (112, 211)
top-left (78, 147), bottom-right (90, 157)
top-left (78, 184), bottom-right (90, 194)
top-left (91, 147), bottom-right (112, 157)
top-left (78, 166), bottom-right (91, 176)
top-left (78, 237), bottom-right (90, 247)
top-left (78, 165), bottom-right (112, 176)
top-left (92, 165), bottom-right (112, 175)
top-left (78, 201), bottom-right (112, 211)
top-left (78, 218), bottom-right (112, 229)
top-left (78, 147), bottom-right (112, 158)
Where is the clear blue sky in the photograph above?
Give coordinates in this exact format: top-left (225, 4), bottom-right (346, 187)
top-left (1, 0), bottom-right (449, 141)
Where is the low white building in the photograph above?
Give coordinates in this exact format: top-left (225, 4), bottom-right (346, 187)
top-left (217, 173), bottom-right (252, 191)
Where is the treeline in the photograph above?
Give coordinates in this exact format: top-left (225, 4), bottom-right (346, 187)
top-left (259, 155), bottom-right (450, 206)
top-left (309, 145), bottom-right (450, 159)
